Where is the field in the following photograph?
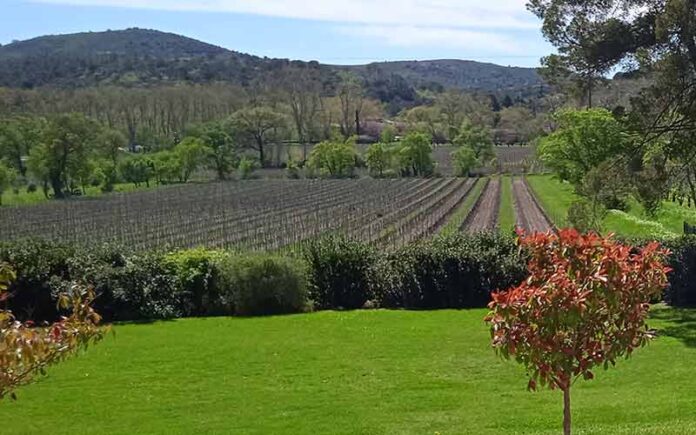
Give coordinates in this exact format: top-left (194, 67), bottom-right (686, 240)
top-left (0, 175), bottom-right (558, 251)
top-left (3, 171), bottom-right (693, 252)
top-left (0, 308), bottom-right (694, 434)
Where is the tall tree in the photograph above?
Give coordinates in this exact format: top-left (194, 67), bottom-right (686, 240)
top-left (0, 116), bottom-right (45, 177)
top-left (337, 74), bottom-right (365, 139)
top-left (189, 121), bottom-right (238, 180)
top-left (27, 114), bottom-right (99, 198)
top-left (231, 107), bottom-right (285, 167)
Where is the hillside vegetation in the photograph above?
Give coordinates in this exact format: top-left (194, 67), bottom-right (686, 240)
top-left (0, 28), bottom-right (543, 103)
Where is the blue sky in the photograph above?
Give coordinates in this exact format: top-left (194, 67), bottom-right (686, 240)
top-left (1, 0), bottom-right (552, 67)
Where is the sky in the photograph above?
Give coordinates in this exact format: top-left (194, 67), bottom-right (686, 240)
top-left (0, 0), bottom-right (553, 67)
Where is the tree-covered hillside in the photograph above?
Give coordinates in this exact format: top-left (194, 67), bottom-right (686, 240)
top-left (0, 28), bottom-right (544, 106)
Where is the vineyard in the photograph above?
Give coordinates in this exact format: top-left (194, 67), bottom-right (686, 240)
top-left (0, 176), bottom-right (555, 251)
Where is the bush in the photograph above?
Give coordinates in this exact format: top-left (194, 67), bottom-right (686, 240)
top-left (0, 240), bottom-right (75, 322)
top-left (664, 236), bottom-right (696, 307)
top-left (303, 236), bottom-right (376, 309)
top-left (84, 252), bottom-right (182, 321)
top-left (375, 232), bottom-right (527, 309)
top-left (238, 157), bottom-right (257, 180)
top-left (164, 249), bottom-right (228, 316)
top-left (216, 254), bottom-right (308, 316)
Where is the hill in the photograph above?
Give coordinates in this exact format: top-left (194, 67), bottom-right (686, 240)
top-left (340, 59), bottom-right (543, 93)
top-left (0, 28), bottom-right (545, 109)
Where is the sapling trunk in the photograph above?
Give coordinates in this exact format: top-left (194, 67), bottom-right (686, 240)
top-left (563, 387), bottom-right (571, 435)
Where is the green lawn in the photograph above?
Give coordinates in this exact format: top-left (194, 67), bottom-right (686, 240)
top-left (440, 177), bottom-right (485, 235)
top-left (526, 175), bottom-right (687, 238)
top-left (525, 174), bottom-right (575, 228)
top-left (498, 176), bottom-right (515, 232)
top-left (1, 308), bottom-right (695, 434)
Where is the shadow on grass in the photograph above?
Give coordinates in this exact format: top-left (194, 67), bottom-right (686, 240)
top-left (651, 306), bottom-right (696, 347)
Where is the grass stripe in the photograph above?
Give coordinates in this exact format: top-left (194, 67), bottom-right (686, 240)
top-left (439, 177), bottom-right (486, 236)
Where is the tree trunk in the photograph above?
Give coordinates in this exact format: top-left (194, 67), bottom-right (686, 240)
top-left (355, 109), bottom-right (361, 137)
top-left (50, 176), bottom-right (64, 199)
top-left (257, 138), bottom-right (266, 168)
top-left (563, 387), bottom-right (571, 435)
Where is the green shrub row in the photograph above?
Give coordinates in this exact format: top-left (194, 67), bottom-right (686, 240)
top-left (1, 233), bottom-right (695, 322)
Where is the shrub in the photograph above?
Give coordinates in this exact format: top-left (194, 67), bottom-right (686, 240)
top-left (238, 157), bottom-right (257, 180)
top-left (164, 249), bottom-right (229, 316)
top-left (74, 250), bottom-right (182, 321)
top-left (375, 232), bottom-right (527, 309)
top-left (303, 236), bottom-right (376, 309)
top-left (664, 235), bottom-right (696, 307)
top-left (216, 254), bottom-right (308, 316)
top-left (0, 240), bottom-right (76, 322)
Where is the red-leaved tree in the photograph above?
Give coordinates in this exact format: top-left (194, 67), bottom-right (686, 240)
top-left (485, 230), bottom-right (671, 435)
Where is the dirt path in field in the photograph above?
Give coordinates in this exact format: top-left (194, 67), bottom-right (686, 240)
top-left (464, 178), bottom-right (500, 232)
top-left (512, 177), bottom-right (553, 233)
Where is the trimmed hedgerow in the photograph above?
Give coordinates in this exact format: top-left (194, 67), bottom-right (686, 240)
top-left (374, 232), bottom-right (527, 309)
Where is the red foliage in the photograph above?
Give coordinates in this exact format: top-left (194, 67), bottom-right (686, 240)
top-left (486, 229), bottom-right (671, 392)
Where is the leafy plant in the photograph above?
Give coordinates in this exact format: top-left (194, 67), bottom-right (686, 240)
top-left (303, 235), bottom-right (376, 310)
top-left (486, 230), bottom-right (671, 435)
top-left (216, 254), bottom-right (308, 316)
top-left (0, 263), bottom-right (105, 400)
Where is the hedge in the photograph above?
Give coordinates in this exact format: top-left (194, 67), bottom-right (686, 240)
top-left (1, 233), bottom-right (695, 322)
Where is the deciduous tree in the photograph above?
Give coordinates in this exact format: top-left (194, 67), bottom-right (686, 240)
top-left (486, 230), bottom-right (671, 435)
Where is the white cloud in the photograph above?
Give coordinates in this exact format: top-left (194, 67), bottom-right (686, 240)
top-left (338, 25), bottom-right (522, 53)
top-left (32, 0), bottom-right (537, 29)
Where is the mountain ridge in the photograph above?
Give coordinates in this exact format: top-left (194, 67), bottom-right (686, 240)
top-left (0, 28), bottom-right (545, 112)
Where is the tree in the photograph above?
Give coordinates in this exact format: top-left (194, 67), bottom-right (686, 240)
top-left (397, 132), bottom-right (435, 177)
top-left (337, 74), bottom-right (365, 139)
top-left (380, 124), bottom-right (397, 144)
top-left (97, 128), bottom-right (127, 165)
top-left (119, 155), bottom-right (154, 187)
top-left (365, 142), bottom-right (392, 177)
top-left (486, 230), bottom-right (671, 435)
top-left (26, 114), bottom-right (99, 198)
top-left (0, 162), bottom-right (16, 206)
top-left (307, 139), bottom-right (357, 178)
top-left (174, 137), bottom-right (211, 183)
top-left (451, 146), bottom-right (477, 177)
top-left (0, 117), bottom-right (45, 177)
top-left (152, 150), bottom-right (183, 184)
top-left (232, 107), bottom-right (285, 168)
top-left (404, 106), bottom-right (442, 141)
top-left (0, 263), bottom-right (105, 400)
top-left (189, 121), bottom-right (237, 180)
top-left (528, 0), bottom-right (696, 206)
top-left (537, 109), bottom-right (628, 187)
top-left (453, 120), bottom-right (494, 163)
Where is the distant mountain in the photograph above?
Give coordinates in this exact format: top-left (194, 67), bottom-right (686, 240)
top-left (340, 60), bottom-right (543, 93)
top-left (0, 28), bottom-right (545, 110)
top-left (0, 28), bottom-right (228, 59)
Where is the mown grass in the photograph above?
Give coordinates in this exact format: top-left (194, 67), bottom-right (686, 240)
top-left (498, 175), bottom-right (516, 232)
top-left (525, 174), bottom-right (575, 228)
top-left (525, 175), bottom-right (689, 238)
top-left (0, 308), bottom-right (694, 434)
top-left (440, 177), bottom-right (485, 235)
